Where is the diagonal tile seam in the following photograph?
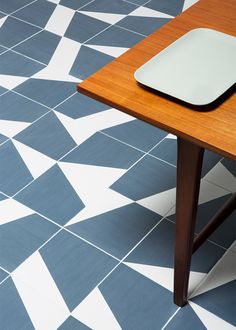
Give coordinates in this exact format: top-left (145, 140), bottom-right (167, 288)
top-left (161, 307), bottom-right (181, 330)
top-left (1, 0), bottom-right (38, 16)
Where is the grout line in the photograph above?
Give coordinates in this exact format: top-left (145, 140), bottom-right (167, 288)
top-left (0, 266), bottom-right (10, 275)
top-left (10, 48), bottom-right (47, 66)
top-left (8, 0), bottom-right (38, 16)
top-left (12, 90), bottom-right (52, 110)
top-left (0, 274), bottom-right (11, 286)
top-left (99, 130), bottom-right (146, 154)
top-left (0, 138), bottom-right (10, 148)
top-left (76, 0), bottom-right (96, 11)
top-left (161, 307), bottom-right (181, 330)
top-left (53, 91), bottom-right (78, 110)
top-left (10, 12), bottom-right (43, 29)
top-left (115, 24), bottom-right (147, 37)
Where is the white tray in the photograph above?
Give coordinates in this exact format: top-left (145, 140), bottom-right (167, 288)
top-left (134, 28), bottom-right (236, 106)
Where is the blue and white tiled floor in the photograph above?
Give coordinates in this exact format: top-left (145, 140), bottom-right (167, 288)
top-left (0, 0), bottom-right (235, 329)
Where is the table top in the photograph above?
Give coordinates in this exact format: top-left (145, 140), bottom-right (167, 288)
top-left (78, 0), bottom-right (236, 160)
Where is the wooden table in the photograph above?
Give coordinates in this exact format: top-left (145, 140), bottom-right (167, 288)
top-left (78, 0), bottom-right (236, 306)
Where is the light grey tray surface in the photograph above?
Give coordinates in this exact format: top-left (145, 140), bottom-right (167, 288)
top-left (134, 28), bottom-right (236, 105)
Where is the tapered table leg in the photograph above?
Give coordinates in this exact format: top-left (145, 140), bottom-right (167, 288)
top-left (174, 138), bottom-right (204, 306)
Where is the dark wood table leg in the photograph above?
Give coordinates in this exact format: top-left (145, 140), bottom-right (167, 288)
top-left (174, 138), bottom-right (204, 306)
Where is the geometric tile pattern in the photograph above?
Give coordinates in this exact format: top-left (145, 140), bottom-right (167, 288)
top-left (0, 0), bottom-right (235, 328)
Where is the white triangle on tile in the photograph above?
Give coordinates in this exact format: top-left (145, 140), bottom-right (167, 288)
top-left (45, 4), bottom-right (75, 36)
top-left (72, 287), bottom-right (122, 330)
top-left (166, 133), bottom-right (177, 139)
top-left (124, 262), bottom-right (206, 294)
top-left (12, 139), bottom-right (55, 179)
top-left (0, 74), bottom-right (28, 89)
top-left (191, 246), bottom-right (236, 298)
top-left (54, 109), bottom-right (134, 147)
top-left (12, 251), bottom-right (70, 330)
top-left (189, 301), bottom-right (235, 330)
top-left (0, 119), bottom-right (29, 138)
top-left (0, 16), bottom-right (8, 28)
top-left (129, 6), bottom-right (173, 18)
top-left (33, 37), bottom-right (82, 82)
top-left (47, 0), bottom-right (60, 3)
top-left (0, 198), bottom-right (34, 225)
top-left (85, 44), bottom-right (128, 58)
top-left (59, 162), bottom-right (133, 225)
top-left (203, 162), bottom-right (236, 193)
top-left (137, 187), bottom-right (176, 216)
top-left (79, 10), bottom-right (126, 24)
top-left (183, 0), bottom-right (199, 11)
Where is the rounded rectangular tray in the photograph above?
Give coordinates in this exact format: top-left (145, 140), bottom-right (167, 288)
top-left (134, 28), bottom-right (236, 106)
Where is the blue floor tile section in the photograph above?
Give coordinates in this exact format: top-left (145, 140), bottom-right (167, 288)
top-left (103, 119), bottom-right (167, 152)
top-left (15, 111), bottom-right (77, 160)
top-left (14, 30), bottom-right (61, 65)
top-left (15, 165), bottom-right (84, 225)
top-left (0, 16), bottom-right (40, 48)
top-left (0, 91), bottom-right (49, 122)
top-left (0, 279), bottom-right (34, 330)
top-left (0, 213), bottom-right (59, 272)
top-left (111, 155), bottom-right (176, 200)
top-left (0, 0), bottom-right (234, 328)
top-left (62, 132), bottom-right (142, 169)
top-left (99, 263), bottom-right (178, 329)
top-left (40, 230), bottom-right (118, 311)
top-left (0, 50), bottom-right (44, 76)
top-left (55, 92), bottom-right (110, 119)
top-left (0, 140), bottom-right (34, 196)
top-left (67, 203), bottom-right (162, 259)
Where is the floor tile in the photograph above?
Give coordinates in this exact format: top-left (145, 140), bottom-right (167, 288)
top-left (97, 263), bottom-right (178, 329)
top-left (168, 193), bottom-right (236, 249)
top-left (14, 111), bottom-right (76, 160)
top-left (62, 132), bottom-right (142, 169)
top-left (65, 12), bottom-right (109, 43)
top-left (0, 45), bottom-right (7, 54)
top-left (67, 203), bottom-right (161, 259)
top-left (0, 0), bottom-right (34, 14)
top-left (0, 16), bottom-right (40, 48)
top-left (0, 86), bottom-right (8, 96)
top-left (59, 316), bottom-right (91, 330)
top-left (0, 278), bottom-right (34, 329)
top-left (55, 92), bottom-right (110, 119)
top-left (13, 0), bottom-right (57, 28)
top-left (0, 50), bottom-right (44, 76)
top-left (117, 16), bottom-right (172, 36)
top-left (0, 134), bottom-right (8, 145)
top-left (0, 212), bottom-right (59, 272)
top-left (15, 164), bottom-right (84, 225)
top-left (0, 91), bottom-right (49, 122)
top-left (86, 25), bottom-right (144, 48)
top-left (150, 136), bottom-right (222, 176)
top-left (69, 45), bottom-right (114, 80)
top-left (14, 30), bottom-right (61, 64)
top-left (0, 140), bottom-right (33, 196)
top-left (82, 0), bottom-right (137, 14)
top-left (165, 304), bottom-right (207, 329)
top-left (59, 0), bottom-right (93, 10)
top-left (111, 155), bottom-right (176, 200)
top-left (145, 0), bottom-right (185, 17)
top-left (38, 230), bottom-right (118, 310)
top-left (124, 219), bottom-right (225, 294)
top-left (14, 78), bottom-right (76, 108)
top-left (103, 119), bottom-right (167, 151)
top-left (0, 269), bottom-right (8, 283)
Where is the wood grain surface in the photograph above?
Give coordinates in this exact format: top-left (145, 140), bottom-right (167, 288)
top-left (78, 0), bottom-right (236, 160)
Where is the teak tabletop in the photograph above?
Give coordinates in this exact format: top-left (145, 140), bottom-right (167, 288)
top-left (78, 0), bottom-right (236, 160)
top-left (78, 0), bottom-right (236, 307)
